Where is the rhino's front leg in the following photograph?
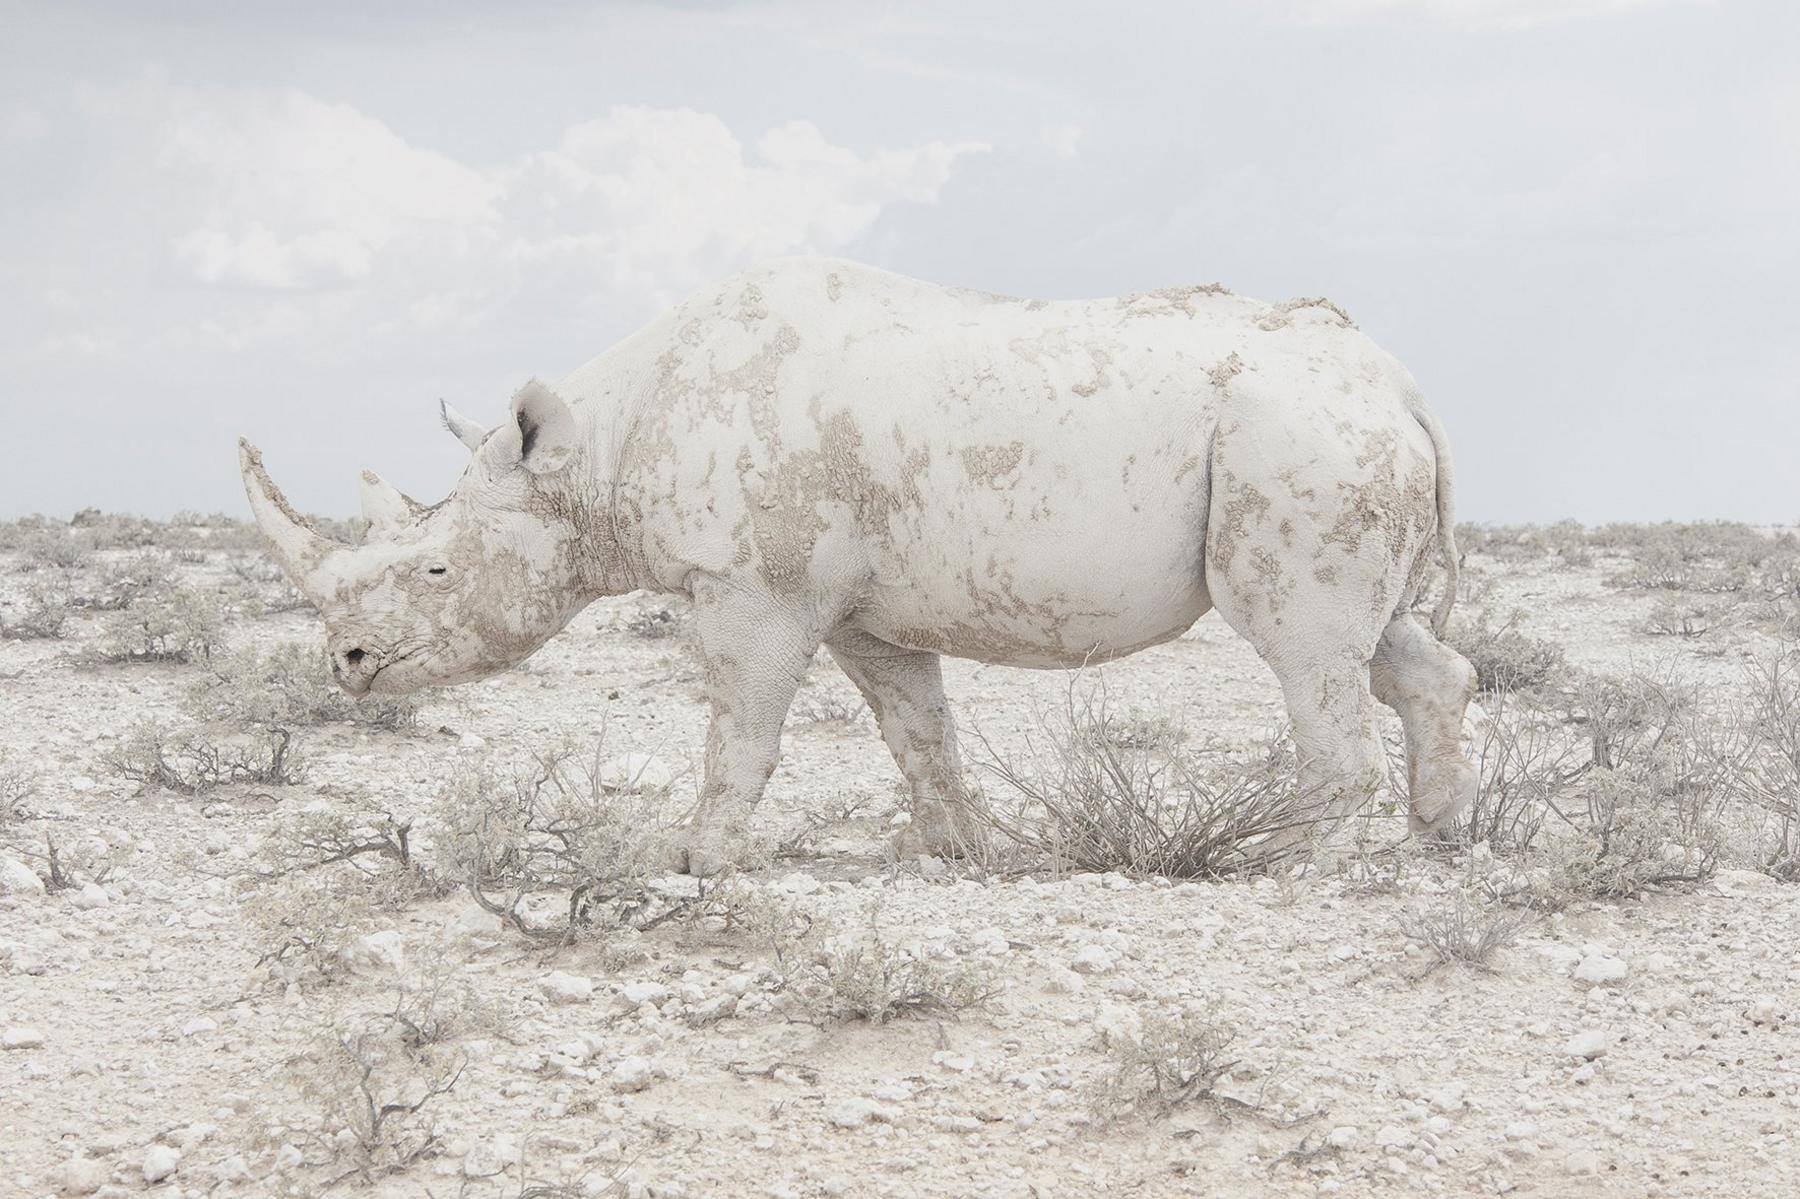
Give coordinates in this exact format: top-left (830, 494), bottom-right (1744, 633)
top-left (682, 579), bottom-right (820, 876)
top-left (825, 630), bottom-right (987, 860)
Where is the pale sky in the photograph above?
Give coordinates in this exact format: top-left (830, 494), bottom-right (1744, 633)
top-left (2, 0), bottom-right (1795, 523)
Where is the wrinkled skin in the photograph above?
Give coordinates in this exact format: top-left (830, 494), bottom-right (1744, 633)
top-left (242, 257), bottom-right (1478, 875)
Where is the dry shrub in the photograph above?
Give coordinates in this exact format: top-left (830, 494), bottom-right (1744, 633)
top-left (1709, 636), bottom-right (1800, 877)
top-left (80, 551), bottom-right (177, 611)
top-left (0, 751), bottom-right (35, 825)
top-left (431, 742), bottom-right (684, 944)
top-left (1398, 889), bottom-right (1534, 972)
top-left (16, 525), bottom-right (88, 571)
top-left (1601, 522), bottom-right (1797, 597)
top-left (248, 799), bottom-right (425, 882)
top-left (972, 681), bottom-right (1311, 878)
top-left (189, 641), bottom-right (420, 730)
top-left (1448, 609), bottom-right (1566, 695)
top-left (772, 922), bottom-right (997, 1025)
top-left (1644, 598), bottom-right (1733, 639)
top-left (1459, 688), bottom-right (1588, 856)
top-left (107, 719), bottom-right (304, 794)
top-left (243, 868), bottom-right (425, 986)
top-left (1460, 667), bottom-right (1729, 900)
top-left (624, 604), bottom-right (683, 639)
top-left (93, 583), bottom-right (226, 664)
top-left (0, 580), bottom-right (71, 640)
top-left (282, 1001), bottom-right (466, 1178)
top-left (1090, 1007), bottom-right (1238, 1122)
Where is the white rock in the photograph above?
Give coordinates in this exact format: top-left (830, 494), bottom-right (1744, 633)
top-left (70, 883), bottom-right (110, 909)
top-left (722, 972), bottom-right (760, 997)
top-left (142, 1144), bottom-right (181, 1183)
top-left (1503, 1121), bottom-right (1538, 1142)
top-left (616, 981), bottom-right (673, 1011)
top-left (1070, 945), bottom-right (1113, 975)
top-left (180, 1016), bottom-right (218, 1038)
top-left (1748, 997), bottom-right (1783, 1026)
top-left (1565, 1029), bottom-right (1609, 1060)
top-left (2, 1026), bottom-right (44, 1050)
top-left (598, 753), bottom-right (675, 793)
top-left (773, 871), bottom-right (821, 896)
top-left (1573, 954), bottom-right (1628, 985)
top-left (609, 1056), bottom-right (656, 1092)
top-left (443, 902), bottom-right (505, 948)
top-left (1375, 1124), bottom-right (1412, 1148)
top-left (826, 1098), bottom-right (897, 1128)
top-left (462, 1140), bottom-right (508, 1178)
top-left (540, 971), bottom-right (595, 1005)
top-left (0, 856), bottom-right (44, 897)
top-left (458, 733), bottom-right (487, 750)
top-left (1042, 966), bottom-right (1085, 995)
top-left (1327, 1126), bottom-right (1361, 1149)
top-left (1427, 1082), bottom-right (1467, 1113)
top-left (342, 930), bottom-right (406, 976)
top-left (1565, 1149), bottom-right (1602, 1175)
top-left (59, 1156), bottom-right (110, 1195)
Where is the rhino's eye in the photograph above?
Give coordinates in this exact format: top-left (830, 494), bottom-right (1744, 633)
top-left (427, 565), bottom-right (448, 576)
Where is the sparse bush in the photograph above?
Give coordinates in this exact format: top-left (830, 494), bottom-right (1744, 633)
top-left (225, 552), bottom-right (311, 613)
top-left (624, 604), bottom-right (682, 639)
top-left (282, 1000), bottom-right (465, 1176)
top-left (247, 799), bottom-right (428, 883)
top-left (772, 916), bottom-right (997, 1024)
top-left (0, 580), bottom-right (72, 639)
top-left (1457, 689), bottom-right (1587, 856)
top-left (107, 719), bottom-right (304, 794)
top-left (1537, 785), bottom-right (1716, 902)
top-left (973, 682), bottom-right (1311, 878)
top-left (1398, 889), bottom-right (1534, 972)
top-left (789, 693), bottom-right (868, 726)
top-left (1711, 637), bottom-right (1800, 877)
top-left (79, 551), bottom-right (177, 611)
top-left (0, 751), bottom-right (38, 826)
top-left (93, 583), bottom-right (226, 664)
top-left (17, 525), bottom-right (88, 571)
top-left (1448, 609), bottom-right (1565, 695)
top-left (432, 742), bottom-right (684, 943)
top-left (1644, 598), bottom-right (1732, 638)
top-left (1090, 1007), bottom-right (1238, 1122)
top-left (189, 641), bottom-right (419, 730)
top-left (1096, 708), bottom-right (1188, 752)
top-left (242, 869), bottom-right (422, 986)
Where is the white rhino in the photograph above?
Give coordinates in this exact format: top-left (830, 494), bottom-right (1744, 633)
top-left (239, 257), bottom-right (1477, 874)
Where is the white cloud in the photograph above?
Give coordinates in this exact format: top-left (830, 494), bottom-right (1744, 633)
top-left (1038, 122), bottom-right (1083, 160)
top-left (132, 88), bottom-right (985, 344)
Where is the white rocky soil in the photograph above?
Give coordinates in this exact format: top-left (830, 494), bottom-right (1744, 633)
top-left (2, 545), bottom-right (1798, 1198)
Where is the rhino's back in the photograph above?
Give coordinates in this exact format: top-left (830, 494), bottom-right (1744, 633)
top-left (619, 258), bottom-right (1415, 665)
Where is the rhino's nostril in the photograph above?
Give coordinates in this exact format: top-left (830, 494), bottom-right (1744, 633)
top-left (344, 648), bottom-right (366, 667)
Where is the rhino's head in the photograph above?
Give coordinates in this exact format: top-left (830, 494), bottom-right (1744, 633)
top-left (239, 381), bottom-right (602, 696)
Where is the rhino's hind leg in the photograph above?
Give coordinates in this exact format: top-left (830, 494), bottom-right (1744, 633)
top-left (684, 579), bottom-right (820, 877)
top-left (825, 630), bottom-right (985, 860)
top-left (1370, 613), bottom-right (1478, 835)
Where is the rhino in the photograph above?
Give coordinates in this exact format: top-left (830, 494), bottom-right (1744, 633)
top-left (239, 257), bottom-right (1478, 874)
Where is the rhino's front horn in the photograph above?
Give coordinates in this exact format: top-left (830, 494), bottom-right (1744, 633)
top-left (238, 438), bottom-right (338, 601)
top-left (359, 470), bottom-right (420, 536)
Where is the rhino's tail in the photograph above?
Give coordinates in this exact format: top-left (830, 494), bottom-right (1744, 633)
top-left (1405, 391), bottom-right (1460, 638)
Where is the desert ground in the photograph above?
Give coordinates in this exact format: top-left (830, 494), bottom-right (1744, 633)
top-left (2, 516), bottom-right (1798, 1198)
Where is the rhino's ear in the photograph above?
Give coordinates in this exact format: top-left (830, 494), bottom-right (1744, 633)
top-left (507, 380), bottom-right (579, 475)
top-left (439, 400), bottom-right (488, 452)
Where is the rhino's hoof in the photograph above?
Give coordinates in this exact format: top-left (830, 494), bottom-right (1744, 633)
top-left (679, 837), bottom-right (731, 879)
top-left (890, 804), bottom-right (985, 861)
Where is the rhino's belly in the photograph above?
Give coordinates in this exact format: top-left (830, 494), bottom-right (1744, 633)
top-left (851, 517), bottom-right (1212, 668)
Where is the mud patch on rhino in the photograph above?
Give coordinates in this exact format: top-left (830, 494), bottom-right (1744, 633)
top-left (959, 442), bottom-right (1025, 488)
